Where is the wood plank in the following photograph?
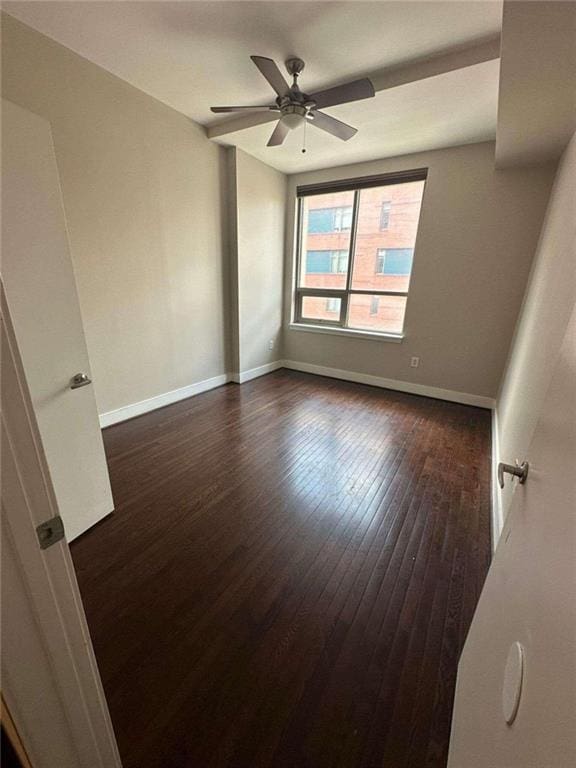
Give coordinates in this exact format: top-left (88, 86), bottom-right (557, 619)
top-left (71, 370), bottom-right (491, 768)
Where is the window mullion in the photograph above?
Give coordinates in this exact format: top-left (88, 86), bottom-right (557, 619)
top-left (343, 189), bottom-right (360, 327)
top-left (358, 290), bottom-right (408, 297)
top-left (294, 196), bottom-right (304, 291)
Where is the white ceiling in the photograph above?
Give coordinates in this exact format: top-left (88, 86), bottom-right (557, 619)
top-left (228, 60), bottom-right (499, 173)
top-left (4, 1), bottom-right (503, 173)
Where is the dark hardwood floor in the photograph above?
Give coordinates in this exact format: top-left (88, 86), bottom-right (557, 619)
top-left (71, 370), bottom-right (491, 768)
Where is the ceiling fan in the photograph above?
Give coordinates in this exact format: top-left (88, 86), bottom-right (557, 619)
top-left (211, 56), bottom-right (375, 147)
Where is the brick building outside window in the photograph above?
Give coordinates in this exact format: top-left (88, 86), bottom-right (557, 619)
top-left (296, 178), bottom-right (425, 334)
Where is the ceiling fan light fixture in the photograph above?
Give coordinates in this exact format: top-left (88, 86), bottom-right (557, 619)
top-left (280, 104), bottom-right (307, 130)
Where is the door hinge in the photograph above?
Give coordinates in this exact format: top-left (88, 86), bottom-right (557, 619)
top-left (36, 515), bottom-right (65, 549)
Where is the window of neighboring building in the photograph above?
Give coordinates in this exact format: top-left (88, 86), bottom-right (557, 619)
top-left (307, 206), bottom-right (353, 233)
top-left (375, 248), bottom-right (414, 275)
top-left (305, 250), bottom-right (348, 274)
top-left (326, 298), bottom-right (340, 313)
top-left (380, 201), bottom-right (392, 230)
top-left (294, 170), bottom-right (426, 336)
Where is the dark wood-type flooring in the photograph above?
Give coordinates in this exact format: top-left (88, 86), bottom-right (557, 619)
top-left (72, 370), bottom-right (492, 768)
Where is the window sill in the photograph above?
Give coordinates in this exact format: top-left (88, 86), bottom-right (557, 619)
top-left (288, 323), bottom-right (404, 343)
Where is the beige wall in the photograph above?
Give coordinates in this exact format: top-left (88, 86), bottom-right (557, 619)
top-left (231, 148), bottom-right (286, 375)
top-left (496, 131), bottom-right (576, 529)
top-left (1, 13), bottom-right (228, 415)
top-left (283, 142), bottom-right (556, 400)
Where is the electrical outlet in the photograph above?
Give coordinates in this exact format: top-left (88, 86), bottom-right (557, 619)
top-left (268, 339), bottom-right (275, 351)
top-left (410, 356), bottom-right (420, 368)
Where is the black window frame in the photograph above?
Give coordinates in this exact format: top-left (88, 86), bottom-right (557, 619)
top-left (293, 168), bottom-right (427, 334)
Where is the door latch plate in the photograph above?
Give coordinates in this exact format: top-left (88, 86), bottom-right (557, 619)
top-left (36, 515), bottom-right (65, 549)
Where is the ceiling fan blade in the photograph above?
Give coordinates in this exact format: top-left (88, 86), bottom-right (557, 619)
top-left (211, 105), bottom-right (279, 114)
top-left (309, 110), bottom-right (357, 141)
top-left (267, 120), bottom-right (290, 147)
top-left (308, 78), bottom-right (375, 110)
top-left (251, 56), bottom-right (290, 97)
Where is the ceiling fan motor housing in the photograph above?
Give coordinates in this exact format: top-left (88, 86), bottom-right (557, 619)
top-left (277, 89), bottom-right (314, 105)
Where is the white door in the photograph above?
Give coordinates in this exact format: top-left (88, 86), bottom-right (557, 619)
top-left (448, 307), bottom-right (576, 767)
top-left (1, 99), bottom-right (113, 541)
top-left (1, 283), bottom-right (121, 767)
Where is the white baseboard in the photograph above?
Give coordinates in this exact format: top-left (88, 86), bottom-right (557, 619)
top-left (490, 407), bottom-right (503, 552)
top-left (230, 360), bottom-right (283, 384)
top-left (100, 359), bottom-right (494, 455)
top-left (99, 362), bottom-right (284, 427)
top-left (281, 360), bottom-right (495, 410)
top-left (99, 373), bottom-right (229, 427)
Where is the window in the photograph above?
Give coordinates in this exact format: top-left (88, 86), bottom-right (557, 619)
top-left (380, 201), bottom-right (391, 230)
top-left (305, 250), bottom-right (348, 274)
top-left (294, 170), bottom-right (426, 336)
top-left (376, 248), bottom-right (414, 275)
top-left (308, 205), bottom-right (353, 233)
top-left (326, 298), bottom-right (340, 313)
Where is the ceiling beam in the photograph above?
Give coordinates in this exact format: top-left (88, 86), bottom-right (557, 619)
top-left (370, 35), bottom-right (500, 91)
top-left (207, 35), bottom-right (500, 140)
